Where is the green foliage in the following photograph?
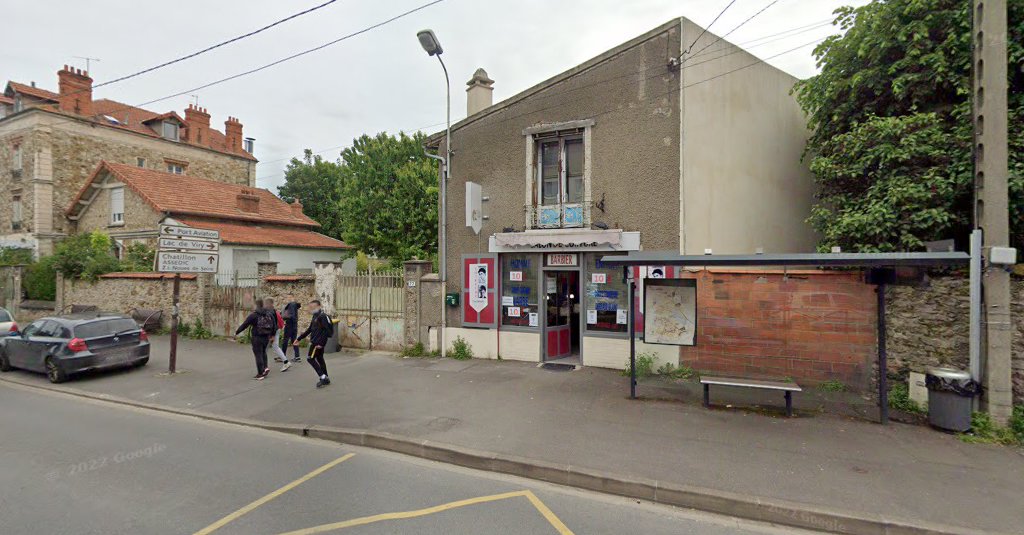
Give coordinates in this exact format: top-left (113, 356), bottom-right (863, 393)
top-left (656, 361), bottom-right (695, 380)
top-left (22, 256), bottom-right (57, 301)
top-left (960, 411), bottom-right (1023, 446)
top-left (818, 379), bottom-right (846, 393)
top-left (446, 336), bottom-right (473, 360)
top-left (888, 382), bottom-right (925, 414)
top-left (621, 352), bottom-right (656, 378)
top-left (277, 132), bottom-right (438, 264)
top-left (0, 247), bottom-right (33, 266)
top-left (236, 330), bottom-right (251, 345)
top-left (119, 243), bottom-right (155, 272)
top-left (185, 319), bottom-right (213, 340)
top-left (52, 231), bottom-right (121, 281)
top-left (794, 0), bottom-right (1024, 251)
top-left (176, 320), bottom-right (191, 338)
top-left (400, 342), bottom-right (435, 358)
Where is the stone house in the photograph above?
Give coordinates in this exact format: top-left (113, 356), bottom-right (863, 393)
top-left (0, 65), bottom-right (257, 256)
top-left (429, 18), bottom-right (818, 368)
top-left (66, 162), bottom-right (350, 279)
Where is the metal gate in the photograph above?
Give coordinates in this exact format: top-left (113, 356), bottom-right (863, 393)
top-left (333, 269), bottom-right (404, 350)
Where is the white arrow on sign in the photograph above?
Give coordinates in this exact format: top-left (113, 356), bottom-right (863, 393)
top-left (160, 224), bottom-right (220, 241)
top-left (157, 251), bottom-right (219, 273)
top-left (158, 237), bottom-right (219, 252)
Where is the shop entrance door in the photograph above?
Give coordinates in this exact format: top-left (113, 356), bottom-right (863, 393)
top-left (543, 271), bottom-right (580, 362)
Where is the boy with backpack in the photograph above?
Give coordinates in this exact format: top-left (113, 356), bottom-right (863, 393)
top-left (293, 299), bottom-right (333, 388)
top-left (264, 298), bottom-right (291, 372)
top-left (235, 299), bottom-right (278, 380)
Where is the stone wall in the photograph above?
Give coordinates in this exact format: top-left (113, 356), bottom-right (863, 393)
top-left (886, 275), bottom-right (1024, 403)
top-left (260, 275), bottom-right (316, 311)
top-left (59, 273), bottom-right (202, 330)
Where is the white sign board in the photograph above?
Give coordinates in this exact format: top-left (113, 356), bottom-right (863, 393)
top-left (158, 237), bottom-right (219, 253)
top-left (157, 251), bottom-right (219, 273)
top-left (160, 224), bottom-right (220, 241)
top-left (469, 263), bottom-right (489, 313)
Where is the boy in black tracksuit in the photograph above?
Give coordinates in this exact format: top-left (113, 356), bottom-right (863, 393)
top-left (281, 295), bottom-right (301, 362)
top-left (294, 299), bottom-right (333, 388)
top-left (235, 302), bottom-right (277, 379)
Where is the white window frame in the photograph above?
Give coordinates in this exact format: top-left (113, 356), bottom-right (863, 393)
top-left (109, 187), bottom-right (125, 225)
top-left (162, 121), bottom-right (179, 141)
top-left (166, 163), bottom-right (185, 175)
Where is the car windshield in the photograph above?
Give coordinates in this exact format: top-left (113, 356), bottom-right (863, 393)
top-left (0, 309), bottom-right (10, 322)
top-left (74, 318), bottom-right (139, 339)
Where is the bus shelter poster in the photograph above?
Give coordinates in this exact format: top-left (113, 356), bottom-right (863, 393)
top-left (643, 279), bottom-right (697, 346)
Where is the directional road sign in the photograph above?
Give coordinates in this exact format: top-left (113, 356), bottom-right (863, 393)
top-left (159, 224), bottom-right (220, 241)
top-left (156, 251), bottom-right (219, 274)
top-left (158, 237), bottom-right (219, 253)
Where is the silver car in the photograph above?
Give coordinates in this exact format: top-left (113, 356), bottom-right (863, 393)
top-left (0, 307), bottom-right (15, 337)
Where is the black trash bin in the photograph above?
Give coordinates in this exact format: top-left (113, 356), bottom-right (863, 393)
top-left (925, 367), bottom-right (980, 432)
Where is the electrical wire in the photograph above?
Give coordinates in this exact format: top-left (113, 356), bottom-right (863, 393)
top-left (682, 0), bottom-right (781, 63)
top-left (682, 0), bottom-right (737, 56)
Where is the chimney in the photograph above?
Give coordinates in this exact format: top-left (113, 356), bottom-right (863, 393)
top-left (236, 188), bottom-right (261, 213)
top-left (465, 68), bottom-right (494, 116)
top-left (291, 198), bottom-right (304, 217)
top-left (184, 104), bottom-right (211, 145)
top-left (224, 116), bottom-right (244, 152)
top-left (57, 65), bottom-right (93, 116)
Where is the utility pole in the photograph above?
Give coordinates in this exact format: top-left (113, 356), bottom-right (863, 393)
top-left (973, 0), bottom-right (1013, 424)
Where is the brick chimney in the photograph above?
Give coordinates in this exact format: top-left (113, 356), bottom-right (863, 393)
top-left (224, 116), bottom-right (243, 152)
top-left (184, 104), bottom-right (211, 145)
top-left (291, 198), bottom-right (304, 217)
top-left (236, 188), bottom-right (260, 213)
top-left (466, 68), bottom-right (494, 116)
top-left (57, 65), bottom-right (93, 116)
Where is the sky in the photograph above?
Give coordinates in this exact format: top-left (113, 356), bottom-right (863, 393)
top-left (3, 0), bottom-right (869, 192)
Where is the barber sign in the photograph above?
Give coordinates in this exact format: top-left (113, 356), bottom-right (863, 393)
top-left (546, 253), bottom-right (578, 267)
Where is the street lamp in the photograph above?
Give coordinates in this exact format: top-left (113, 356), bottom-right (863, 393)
top-left (418, 29), bottom-right (450, 357)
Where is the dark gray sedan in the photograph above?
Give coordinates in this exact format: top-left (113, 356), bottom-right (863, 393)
top-left (0, 314), bottom-right (150, 383)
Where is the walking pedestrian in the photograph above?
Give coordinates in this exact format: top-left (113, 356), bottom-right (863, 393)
top-left (235, 299), bottom-right (277, 380)
top-left (281, 294), bottom-right (302, 362)
top-left (294, 299), bottom-right (333, 388)
top-left (264, 298), bottom-right (291, 372)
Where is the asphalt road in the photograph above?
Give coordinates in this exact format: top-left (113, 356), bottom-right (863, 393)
top-left (0, 381), bottom-right (823, 535)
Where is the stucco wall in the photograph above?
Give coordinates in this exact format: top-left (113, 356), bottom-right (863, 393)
top-left (443, 20), bottom-right (683, 328)
top-left (679, 18), bottom-right (817, 254)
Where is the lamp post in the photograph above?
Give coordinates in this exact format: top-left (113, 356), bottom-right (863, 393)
top-left (418, 29), bottom-right (449, 357)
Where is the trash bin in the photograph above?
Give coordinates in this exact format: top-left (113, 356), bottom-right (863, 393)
top-left (925, 367), bottom-right (980, 432)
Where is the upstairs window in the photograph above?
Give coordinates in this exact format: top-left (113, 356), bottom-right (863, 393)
top-left (13, 95), bottom-right (23, 113)
top-left (162, 121), bottom-right (179, 141)
top-left (12, 143), bottom-right (22, 171)
top-left (533, 129), bottom-right (586, 228)
top-left (12, 195), bottom-right (22, 230)
top-left (136, 157), bottom-right (146, 168)
top-left (110, 187), bottom-right (125, 225)
top-left (165, 160), bottom-right (187, 175)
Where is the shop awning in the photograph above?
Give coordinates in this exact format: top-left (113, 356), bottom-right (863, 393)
top-left (599, 250), bottom-right (968, 267)
top-left (490, 229), bottom-right (640, 252)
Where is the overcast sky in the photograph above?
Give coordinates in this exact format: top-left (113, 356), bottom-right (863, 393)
top-left (4, 0), bottom-right (868, 192)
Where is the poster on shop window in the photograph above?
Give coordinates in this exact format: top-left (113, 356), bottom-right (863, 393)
top-left (643, 279), bottom-right (697, 346)
top-left (462, 255), bottom-right (497, 328)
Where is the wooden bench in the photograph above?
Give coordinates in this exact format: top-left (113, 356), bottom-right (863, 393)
top-left (700, 376), bottom-right (802, 417)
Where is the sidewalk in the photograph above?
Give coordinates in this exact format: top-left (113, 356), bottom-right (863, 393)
top-left (3, 336), bottom-right (1022, 534)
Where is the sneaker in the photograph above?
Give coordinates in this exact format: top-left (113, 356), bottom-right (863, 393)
top-left (260, 368), bottom-right (270, 378)
top-left (280, 361), bottom-right (291, 372)
top-left (253, 373), bottom-right (263, 379)
top-left (315, 379), bottom-right (326, 388)
top-left (256, 374), bottom-right (266, 381)
top-left (322, 377), bottom-right (331, 386)
top-left (293, 356), bottom-right (302, 362)
top-left (273, 356), bottom-right (284, 363)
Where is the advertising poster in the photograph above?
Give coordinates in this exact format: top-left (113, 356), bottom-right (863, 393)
top-left (469, 263), bottom-right (489, 313)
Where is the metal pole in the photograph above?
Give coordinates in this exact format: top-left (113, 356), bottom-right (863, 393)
top-left (368, 266), bottom-right (374, 351)
top-left (969, 229), bottom-right (983, 384)
top-left (627, 268), bottom-right (637, 399)
top-left (876, 276), bottom-right (889, 425)
top-left (437, 54), bottom-right (450, 359)
top-left (973, 0), bottom-right (1013, 424)
top-left (169, 273), bottom-right (180, 374)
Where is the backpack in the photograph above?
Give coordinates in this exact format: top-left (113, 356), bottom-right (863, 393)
top-left (255, 309), bottom-right (276, 336)
top-left (321, 313), bottom-right (334, 337)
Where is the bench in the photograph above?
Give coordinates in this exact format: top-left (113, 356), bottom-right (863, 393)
top-left (700, 376), bottom-right (802, 417)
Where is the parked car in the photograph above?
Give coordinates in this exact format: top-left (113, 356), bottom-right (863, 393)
top-left (0, 307), bottom-right (16, 337)
top-left (0, 313), bottom-right (149, 383)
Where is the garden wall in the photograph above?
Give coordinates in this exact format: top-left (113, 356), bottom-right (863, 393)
top-left (57, 273), bottom-right (203, 330)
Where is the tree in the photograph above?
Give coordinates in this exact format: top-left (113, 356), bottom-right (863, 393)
top-left (277, 149), bottom-right (347, 241)
top-left (794, 0), bottom-right (1024, 251)
top-left (119, 242), bottom-right (155, 272)
top-left (337, 132), bottom-right (438, 263)
top-left (52, 231), bottom-right (122, 281)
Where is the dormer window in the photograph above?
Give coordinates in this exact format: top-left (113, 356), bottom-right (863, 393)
top-left (162, 121), bottom-right (179, 141)
top-left (13, 95), bottom-right (23, 113)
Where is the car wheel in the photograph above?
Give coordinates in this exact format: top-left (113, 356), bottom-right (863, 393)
top-left (45, 358), bottom-right (67, 384)
top-left (0, 350), bottom-right (11, 372)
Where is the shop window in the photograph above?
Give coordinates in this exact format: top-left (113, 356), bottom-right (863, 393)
top-left (500, 254), bottom-right (539, 328)
top-left (584, 253), bottom-right (628, 334)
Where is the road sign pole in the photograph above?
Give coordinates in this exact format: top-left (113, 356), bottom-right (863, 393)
top-left (169, 274), bottom-right (181, 374)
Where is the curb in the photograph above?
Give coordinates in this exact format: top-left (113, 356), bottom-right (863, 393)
top-left (0, 376), bottom-right (1001, 535)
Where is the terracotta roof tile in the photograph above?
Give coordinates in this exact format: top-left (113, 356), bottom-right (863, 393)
top-left (100, 273), bottom-right (198, 280)
top-left (265, 274), bottom-right (315, 282)
top-left (175, 218), bottom-right (350, 250)
top-left (6, 81), bottom-right (59, 101)
top-left (0, 95), bottom-right (13, 105)
top-left (68, 162), bottom-right (320, 228)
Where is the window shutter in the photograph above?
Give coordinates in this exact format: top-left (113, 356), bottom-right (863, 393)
top-left (110, 187), bottom-right (125, 223)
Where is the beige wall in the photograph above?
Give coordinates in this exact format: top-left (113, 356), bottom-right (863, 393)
top-left (0, 110), bottom-right (255, 253)
top-left (679, 18), bottom-right (817, 254)
top-left (72, 175), bottom-right (162, 245)
top-left (443, 20), bottom-right (684, 328)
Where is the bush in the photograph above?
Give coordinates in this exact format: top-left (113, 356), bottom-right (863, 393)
top-left (818, 379), bottom-right (846, 393)
top-left (53, 232), bottom-right (121, 281)
top-left (119, 243), bottom-right (154, 272)
top-left (23, 256), bottom-right (57, 301)
top-left (888, 382), bottom-right (925, 414)
top-left (400, 342), bottom-right (432, 358)
top-left (0, 247), bottom-right (33, 266)
top-left (656, 362), bottom-right (695, 380)
top-left (1011, 405), bottom-right (1024, 443)
top-left (186, 319), bottom-right (213, 340)
top-left (960, 412), bottom-right (1022, 446)
top-left (446, 336), bottom-right (473, 360)
top-left (622, 352), bottom-right (656, 378)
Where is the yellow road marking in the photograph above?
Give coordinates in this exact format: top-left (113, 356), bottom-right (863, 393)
top-left (193, 453), bottom-right (355, 535)
top-left (278, 489), bottom-right (574, 535)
